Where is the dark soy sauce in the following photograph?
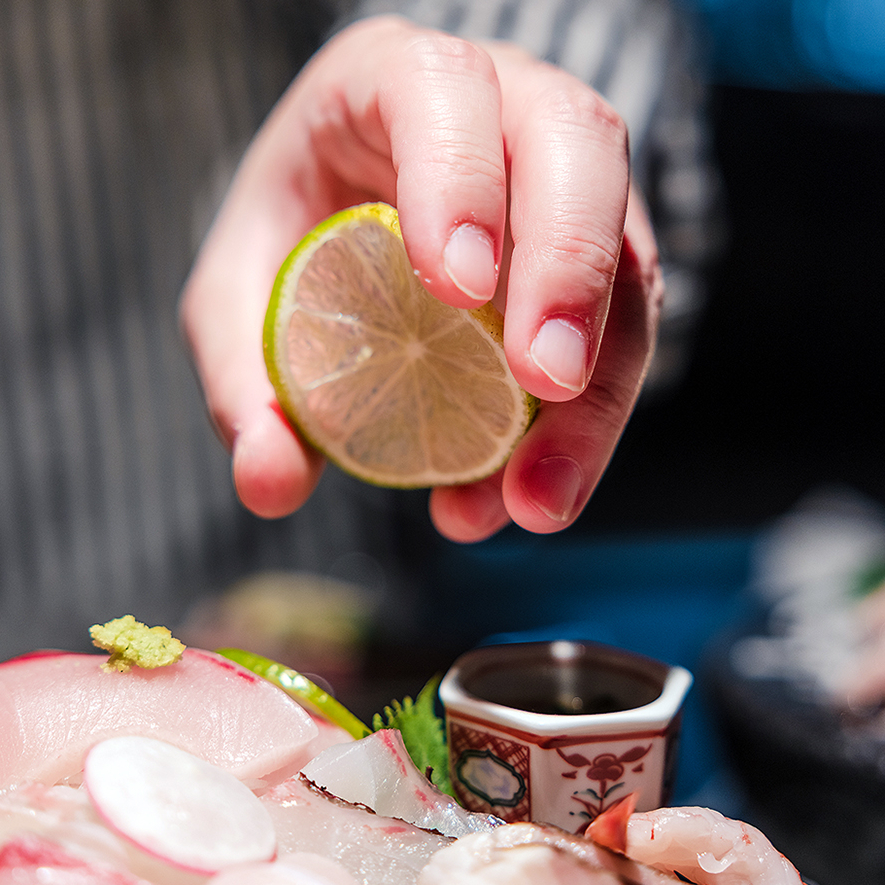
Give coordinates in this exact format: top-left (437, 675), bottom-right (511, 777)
top-left (514, 691), bottom-right (629, 715)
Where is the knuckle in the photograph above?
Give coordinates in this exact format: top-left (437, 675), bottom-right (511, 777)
top-left (385, 32), bottom-right (506, 196)
top-left (514, 79), bottom-right (629, 292)
top-left (534, 79), bottom-right (628, 152)
top-left (421, 139), bottom-right (505, 195)
top-left (583, 370), bottom-right (637, 437)
top-left (401, 30), bottom-right (497, 84)
top-left (539, 219), bottom-right (623, 294)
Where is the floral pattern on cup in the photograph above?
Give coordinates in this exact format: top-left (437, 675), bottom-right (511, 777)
top-left (556, 745), bottom-right (650, 831)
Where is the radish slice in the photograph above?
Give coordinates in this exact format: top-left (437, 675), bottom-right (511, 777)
top-left (84, 736), bottom-right (276, 874)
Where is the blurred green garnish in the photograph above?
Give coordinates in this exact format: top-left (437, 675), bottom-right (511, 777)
top-left (851, 556), bottom-right (885, 599)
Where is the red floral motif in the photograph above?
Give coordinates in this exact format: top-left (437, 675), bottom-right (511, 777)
top-left (556, 744), bottom-right (651, 829)
top-left (585, 753), bottom-right (624, 782)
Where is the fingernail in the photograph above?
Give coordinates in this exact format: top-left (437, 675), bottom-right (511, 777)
top-left (522, 455), bottom-right (584, 522)
top-left (530, 317), bottom-right (590, 393)
top-left (444, 224), bottom-right (497, 302)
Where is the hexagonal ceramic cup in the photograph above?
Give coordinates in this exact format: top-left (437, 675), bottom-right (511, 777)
top-left (439, 640), bottom-right (692, 834)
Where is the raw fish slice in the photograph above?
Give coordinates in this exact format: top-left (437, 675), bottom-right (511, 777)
top-left (303, 715), bottom-right (355, 760)
top-left (585, 793), bottom-right (637, 855)
top-left (301, 729), bottom-right (500, 838)
top-left (0, 649), bottom-right (317, 788)
top-left (262, 775), bottom-right (451, 885)
top-left (0, 783), bottom-right (131, 869)
top-left (418, 822), bottom-right (685, 885)
top-left (208, 852), bottom-right (360, 885)
top-left (0, 782), bottom-right (210, 885)
top-left (0, 834), bottom-right (150, 885)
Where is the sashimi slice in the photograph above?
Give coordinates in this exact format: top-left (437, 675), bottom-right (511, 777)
top-left (301, 729), bottom-right (501, 838)
top-left (0, 782), bottom-right (128, 867)
top-left (1, 780), bottom-right (234, 884)
top-left (585, 792), bottom-right (638, 855)
top-left (262, 775), bottom-right (450, 885)
top-left (418, 822), bottom-right (685, 885)
top-left (592, 806), bottom-right (805, 885)
top-left (208, 852), bottom-right (360, 885)
top-left (0, 834), bottom-right (150, 885)
top-left (0, 649), bottom-right (317, 788)
top-left (303, 715), bottom-right (355, 760)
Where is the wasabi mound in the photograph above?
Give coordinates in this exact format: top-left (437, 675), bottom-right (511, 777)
top-left (90, 615), bottom-right (186, 672)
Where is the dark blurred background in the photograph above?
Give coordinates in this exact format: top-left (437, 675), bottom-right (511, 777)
top-left (586, 85), bottom-right (885, 531)
top-left (588, 0), bottom-right (885, 533)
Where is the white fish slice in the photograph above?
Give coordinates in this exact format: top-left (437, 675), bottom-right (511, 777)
top-left (301, 729), bottom-right (501, 838)
top-left (207, 852), bottom-right (360, 885)
top-left (419, 822), bottom-right (688, 885)
top-left (0, 832), bottom-right (151, 885)
top-left (262, 775), bottom-right (451, 885)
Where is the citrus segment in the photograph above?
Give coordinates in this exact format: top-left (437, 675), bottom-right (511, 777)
top-left (264, 203), bottom-right (536, 488)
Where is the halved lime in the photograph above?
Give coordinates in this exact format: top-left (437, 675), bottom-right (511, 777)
top-left (263, 203), bottom-right (536, 488)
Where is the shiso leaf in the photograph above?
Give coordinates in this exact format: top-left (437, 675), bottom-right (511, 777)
top-left (90, 615), bottom-right (186, 673)
top-left (372, 674), bottom-right (452, 796)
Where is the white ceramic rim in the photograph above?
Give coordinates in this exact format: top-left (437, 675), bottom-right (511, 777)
top-left (439, 646), bottom-right (693, 737)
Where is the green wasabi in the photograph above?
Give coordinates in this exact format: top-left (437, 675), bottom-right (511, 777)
top-left (90, 615), bottom-right (186, 672)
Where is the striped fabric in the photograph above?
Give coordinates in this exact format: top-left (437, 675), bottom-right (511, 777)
top-left (0, 0), bottom-right (404, 658)
top-left (0, 0), bottom-right (718, 659)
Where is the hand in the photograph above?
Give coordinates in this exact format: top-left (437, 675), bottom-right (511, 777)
top-left (181, 15), bottom-right (663, 543)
